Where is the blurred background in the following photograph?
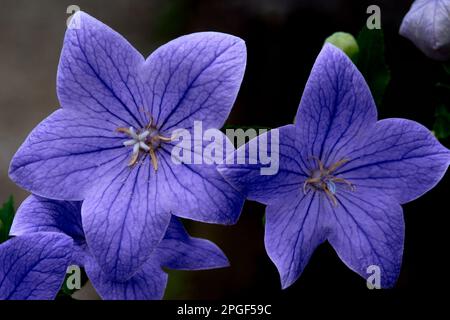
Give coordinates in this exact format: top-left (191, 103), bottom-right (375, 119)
top-left (0, 0), bottom-right (449, 299)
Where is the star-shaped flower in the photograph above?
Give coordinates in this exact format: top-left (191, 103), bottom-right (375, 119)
top-left (9, 12), bottom-right (246, 281)
top-left (218, 44), bottom-right (450, 288)
top-left (400, 0), bottom-right (450, 61)
top-left (3, 195), bottom-right (229, 300)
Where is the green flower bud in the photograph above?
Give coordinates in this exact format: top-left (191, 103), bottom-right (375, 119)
top-left (325, 32), bottom-right (359, 61)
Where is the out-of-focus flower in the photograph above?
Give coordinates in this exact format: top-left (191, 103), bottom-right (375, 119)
top-left (400, 0), bottom-right (450, 61)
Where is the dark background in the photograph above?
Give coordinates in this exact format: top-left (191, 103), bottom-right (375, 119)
top-left (0, 0), bottom-right (449, 300)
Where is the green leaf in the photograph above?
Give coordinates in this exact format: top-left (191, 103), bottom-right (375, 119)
top-left (356, 26), bottom-right (391, 108)
top-left (433, 105), bottom-right (450, 140)
top-left (0, 196), bottom-right (15, 243)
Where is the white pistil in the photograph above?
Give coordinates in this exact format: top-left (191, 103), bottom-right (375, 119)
top-left (139, 142), bottom-right (150, 152)
top-left (117, 123), bottom-right (172, 170)
top-left (138, 131), bottom-right (150, 140)
top-left (122, 127), bottom-right (151, 162)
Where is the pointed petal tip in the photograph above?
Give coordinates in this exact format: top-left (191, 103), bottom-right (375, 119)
top-left (206, 243), bottom-right (230, 269)
top-left (320, 42), bottom-right (353, 63)
top-left (280, 278), bottom-right (294, 290)
top-left (274, 255), bottom-right (304, 290)
top-left (157, 218), bottom-right (231, 271)
top-left (190, 245), bottom-right (230, 270)
top-left (220, 257), bottom-right (231, 269)
top-left (70, 10), bottom-right (98, 23)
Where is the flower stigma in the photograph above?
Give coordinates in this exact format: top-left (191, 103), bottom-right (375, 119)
top-left (117, 117), bottom-right (172, 171)
top-left (303, 156), bottom-right (355, 206)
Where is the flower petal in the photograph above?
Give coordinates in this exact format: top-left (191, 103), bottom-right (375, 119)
top-left (9, 109), bottom-right (128, 200)
top-left (11, 195), bottom-right (83, 240)
top-left (336, 119), bottom-right (450, 204)
top-left (142, 32), bottom-right (246, 132)
top-left (82, 160), bottom-right (171, 281)
top-left (328, 187), bottom-right (404, 288)
top-left (85, 255), bottom-right (167, 300)
top-left (10, 195), bottom-right (88, 266)
top-left (294, 44), bottom-right (377, 167)
top-left (58, 11), bottom-right (145, 127)
top-left (218, 125), bottom-right (308, 204)
top-left (155, 217), bottom-right (229, 270)
top-left (265, 192), bottom-right (329, 289)
top-left (0, 233), bottom-right (72, 300)
top-left (400, 0), bottom-right (450, 61)
top-left (158, 131), bottom-right (245, 224)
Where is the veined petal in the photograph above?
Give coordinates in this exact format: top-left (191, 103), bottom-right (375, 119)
top-left (85, 255), bottom-right (167, 300)
top-left (400, 0), bottom-right (450, 61)
top-left (82, 160), bottom-right (171, 281)
top-left (9, 109), bottom-right (128, 200)
top-left (265, 192), bottom-right (329, 289)
top-left (11, 195), bottom-right (83, 240)
top-left (328, 187), bottom-right (404, 288)
top-left (158, 157), bottom-right (244, 225)
top-left (10, 196), bottom-right (88, 266)
top-left (58, 11), bottom-right (146, 127)
top-left (0, 233), bottom-right (72, 300)
top-left (155, 217), bottom-right (229, 270)
top-left (218, 125), bottom-right (308, 205)
top-left (336, 118), bottom-right (450, 204)
top-left (142, 32), bottom-right (246, 132)
top-left (294, 44), bottom-right (377, 168)
top-left (158, 130), bottom-right (244, 224)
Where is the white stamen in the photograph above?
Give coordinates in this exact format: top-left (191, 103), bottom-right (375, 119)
top-left (139, 142), bottom-right (150, 151)
top-left (138, 131), bottom-right (150, 140)
top-left (119, 126), bottom-right (162, 167)
top-left (123, 139), bottom-right (136, 147)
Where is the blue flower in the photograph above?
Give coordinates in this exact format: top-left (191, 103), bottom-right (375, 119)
top-left (218, 44), bottom-right (450, 288)
top-left (9, 11), bottom-right (245, 281)
top-left (0, 195), bottom-right (229, 300)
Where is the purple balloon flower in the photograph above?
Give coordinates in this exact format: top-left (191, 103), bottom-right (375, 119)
top-left (400, 0), bottom-right (450, 61)
top-left (0, 232), bottom-right (73, 300)
top-left (9, 12), bottom-right (245, 281)
top-left (6, 195), bottom-right (229, 300)
top-left (218, 44), bottom-right (450, 288)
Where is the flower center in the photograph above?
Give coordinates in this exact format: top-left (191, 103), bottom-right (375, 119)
top-left (303, 157), bottom-right (355, 206)
top-left (117, 117), bottom-right (171, 171)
